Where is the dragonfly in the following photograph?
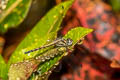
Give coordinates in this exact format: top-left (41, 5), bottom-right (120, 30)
top-left (25, 38), bottom-right (73, 54)
top-left (9, 38), bottom-right (73, 80)
top-left (24, 37), bottom-right (73, 64)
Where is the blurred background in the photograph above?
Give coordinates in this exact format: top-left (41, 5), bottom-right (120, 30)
top-left (0, 0), bottom-right (120, 80)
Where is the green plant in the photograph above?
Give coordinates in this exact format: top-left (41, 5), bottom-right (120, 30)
top-left (0, 0), bottom-right (32, 33)
top-left (110, 0), bottom-right (120, 12)
top-left (0, 0), bottom-right (93, 80)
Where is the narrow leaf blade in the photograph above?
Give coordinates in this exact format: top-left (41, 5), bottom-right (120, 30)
top-left (0, 55), bottom-right (8, 80)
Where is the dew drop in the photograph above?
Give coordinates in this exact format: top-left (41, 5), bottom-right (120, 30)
top-left (55, 62), bottom-right (59, 66)
top-left (53, 15), bottom-right (57, 18)
top-left (47, 62), bottom-right (50, 66)
top-left (47, 39), bottom-right (50, 42)
top-left (4, 24), bottom-right (8, 29)
top-left (59, 10), bottom-right (63, 14)
top-left (35, 57), bottom-right (39, 60)
top-left (45, 72), bottom-right (48, 75)
top-left (25, 60), bottom-right (29, 62)
top-left (53, 66), bottom-right (56, 69)
top-left (27, 53), bottom-right (31, 56)
top-left (42, 76), bottom-right (44, 79)
top-left (45, 57), bottom-right (50, 60)
top-left (50, 54), bottom-right (54, 58)
top-left (35, 39), bottom-right (38, 42)
top-left (64, 52), bottom-right (68, 56)
top-left (16, 77), bottom-right (20, 80)
top-left (2, 5), bottom-right (6, 9)
top-left (14, 64), bottom-right (17, 66)
top-left (49, 71), bottom-right (52, 73)
top-left (42, 59), bottom-right (45, 62)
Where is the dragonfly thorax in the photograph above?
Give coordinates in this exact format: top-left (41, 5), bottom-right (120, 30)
top-left (55, 38), bottom-right (73, 47)
top-left (66, 38), bottom-right (73, 46)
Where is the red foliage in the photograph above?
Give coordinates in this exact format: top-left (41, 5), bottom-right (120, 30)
top-left (60, 0), bottom-right (120, 80)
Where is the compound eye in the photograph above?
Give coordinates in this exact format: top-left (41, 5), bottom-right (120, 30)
top-left (67, 38), bottom-right (73, 46)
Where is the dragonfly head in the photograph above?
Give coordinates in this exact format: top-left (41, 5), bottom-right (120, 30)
top-left (66, 38), bottom-right (73, 46)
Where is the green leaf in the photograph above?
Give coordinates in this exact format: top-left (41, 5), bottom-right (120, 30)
top-left (64, 27), bottom-right (93, 46)
top-left (8, 0), bottom-right (73, 65)
top-left (0, 0), bottom-right (32, 33)
top-left (34, 27), bottom-right (93, 78)
top-left (8, 0), bottom-right (74, 79)
top-left (8, 26), bottom-right (93, 80)
top-left (110, 0), bottom-right (120, 12)
top-left (0, 55), bottom-right (8, 80)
